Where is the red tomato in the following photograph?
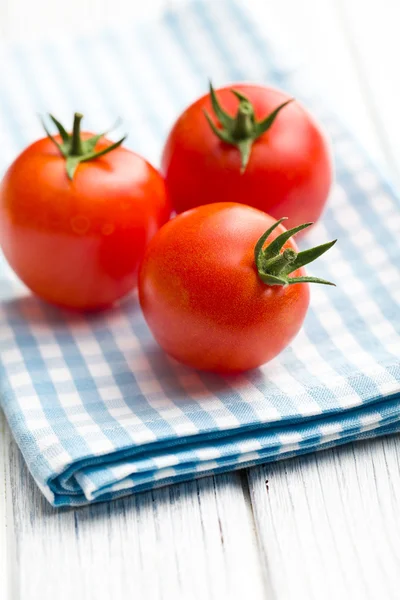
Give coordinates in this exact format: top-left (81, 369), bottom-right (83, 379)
top-left (0, 114), bottom-right (170, 310)
top-left (162, 84), bottom-right (332, 229)
top-left (139, 203), bottom-right (335, 373)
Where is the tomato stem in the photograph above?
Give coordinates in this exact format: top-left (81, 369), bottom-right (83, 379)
top-left (262, 248), bottom-right (297, 275)
top-left (71, 112), bottom-right (84, 156)
top-left (232, 102), bottom-right (255, 140)
top-left (41, 113), bottom-right (127, 180)
top-left (204, 82), bottom-right (293, 173)
top-left (255, 219), bottom-right (337, 287)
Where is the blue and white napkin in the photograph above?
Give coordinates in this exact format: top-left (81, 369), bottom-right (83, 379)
top-left (0, 0), bottom-right (399, 506)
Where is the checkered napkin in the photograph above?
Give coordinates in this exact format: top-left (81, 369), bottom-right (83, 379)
top-left (0, 0), bottom-right (399, 507)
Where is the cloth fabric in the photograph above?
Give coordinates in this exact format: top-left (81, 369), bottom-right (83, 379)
top-left (0, 0), bottom-right (399, 506)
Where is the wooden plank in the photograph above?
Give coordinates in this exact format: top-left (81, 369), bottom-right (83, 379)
top-left (248, 437), bottom-right (400, 600)
top-left (0, 413), bottom-right (10, 600)
top-left (0, 3), bottom-right (268, 599)
top-left (6, 430), bottom-right (267, 600)
top-left (2, 424), bottom-right (18, 600)
top-left (1, 1), bottom-right (399, 600)
top-left (244, 0), bottom-right (400, 598)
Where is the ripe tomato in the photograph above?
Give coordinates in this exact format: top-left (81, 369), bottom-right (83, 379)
top-left (162, 83), bottom-right (333, 229)
top-left (0, 113), bottom-right (170, 310)
top-left (139, 203), bottom-right (335, 373)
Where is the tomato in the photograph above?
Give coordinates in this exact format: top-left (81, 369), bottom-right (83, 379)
top-left (162, 83), bottom-right (332, 229)
top-left (139, 203), bottom-right (335, 373)
top-left (0, 113), bottom-right (170, 310)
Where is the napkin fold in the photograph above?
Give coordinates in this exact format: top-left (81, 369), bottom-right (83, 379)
top-left (0, 0), bottom-right (399, 506)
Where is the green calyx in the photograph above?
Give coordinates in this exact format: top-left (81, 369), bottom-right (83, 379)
top-left (204, 82), bottom-right (293, 173)
top-left (42, 113), bottom-right (126, 180)
top-left (255, 218), bottom-right (337, 286)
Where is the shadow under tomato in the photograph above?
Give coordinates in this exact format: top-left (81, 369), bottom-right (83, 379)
top-left (142, 343), bottom-right (263, 399)
top-left (2, 290), bottom-right (261, 402)
top-left (0, 291), bottom-right (141, 329)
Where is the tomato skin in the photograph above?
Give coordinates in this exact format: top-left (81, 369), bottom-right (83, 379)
top-left (139, 203), bottom-right (310, 373)
top-left (162, 84), bottom-right (332, 229)
top-left (0, 134), bottom-right (170, 310)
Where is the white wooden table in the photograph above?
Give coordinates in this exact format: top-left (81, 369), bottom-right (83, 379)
top-left (1, 1), bottom-right (400, 598)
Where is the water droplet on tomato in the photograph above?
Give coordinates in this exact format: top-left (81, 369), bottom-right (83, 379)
top-left (102, 223), bottom-right (115, 236)
top-left (71, 215), bottom-right (90, 235)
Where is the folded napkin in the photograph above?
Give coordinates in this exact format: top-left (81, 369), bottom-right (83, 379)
top-left (1, 0), bottom-right (399, 507)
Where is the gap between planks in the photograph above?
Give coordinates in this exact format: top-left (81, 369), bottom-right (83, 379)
top-left (1, 1), bottom-right (400, 599)
top-left (0, 412), bottom-right (8, 600)
top-left (247, 436), bottom-right (400, 600)
top-left (243, 0), bottom-right (400, 599)
top-left (0, 414), bottom-right (19, 600)
top-left (5, 423), bottom-right (268, 600)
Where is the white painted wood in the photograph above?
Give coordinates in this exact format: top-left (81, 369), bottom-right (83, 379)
top-left (5, 425), bottom-right (267, 600)
top-left (248, 436), bottom-right (400, 600)
top-left (2, 425), bottom-right (18, 600)
top-left (0, 413), bottom-right (9, 600)
top-left (0, 3), bottom-right (268, 600)
top-left (0, 0), bottom-right (400, 599)
top-left (243, 2), bottom-right (400, 599)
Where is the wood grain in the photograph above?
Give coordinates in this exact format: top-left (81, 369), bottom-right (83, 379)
top-left (248, 437), bottom-right (400, 600)
top-left (5, 425), bottom-right (267, 600)
top-left (0, 413), bottom-right (10, 600)
top-left (0, 0), bottom-right (400, 599)
top-left (243, 1), bottom-right (400, 598)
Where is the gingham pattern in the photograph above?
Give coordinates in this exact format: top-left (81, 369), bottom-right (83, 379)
top-left (0, 0), bottom-right (399, 506)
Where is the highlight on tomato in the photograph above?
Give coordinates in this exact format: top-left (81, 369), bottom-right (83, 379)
top-left (139, 203), bottom-right (336, 374)
top-left (0, 113), bottom-right (171, 310)
top-left (162, 83), bottom-right (333, 229)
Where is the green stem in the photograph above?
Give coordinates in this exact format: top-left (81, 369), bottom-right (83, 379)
top-left (254, 219), bottom-right (337, 287)
top-left (42, 112), bottom-right (127, 180)
top-left (205, 82), bottom-right (292, 173)
top-left (263, 248), bottom-right (297, 275)
top-left (71, 112), bottom-right (84, 156)
top-left (232, 102), bottom-right (254, 140)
